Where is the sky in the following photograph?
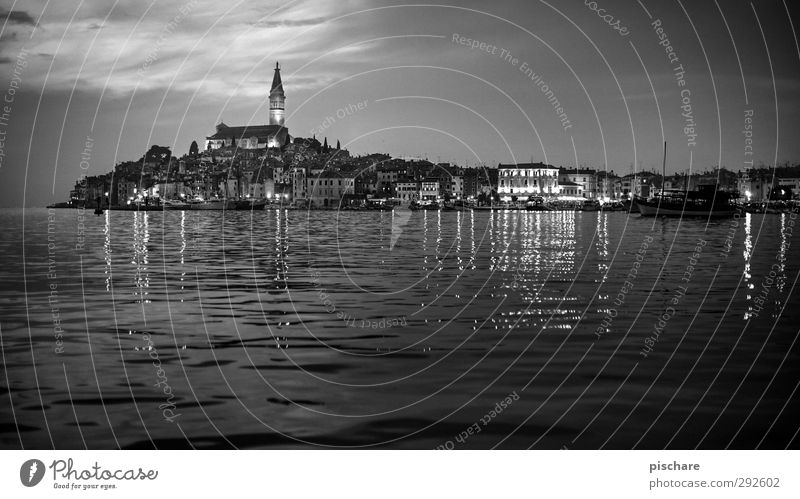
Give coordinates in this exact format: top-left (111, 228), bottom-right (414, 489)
top-left (0, 0), bottom-right (799, 207)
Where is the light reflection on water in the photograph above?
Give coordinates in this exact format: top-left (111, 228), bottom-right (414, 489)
top-left (0, 208), bottom-right (798, 449)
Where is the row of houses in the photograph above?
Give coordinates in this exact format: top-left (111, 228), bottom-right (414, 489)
top-left (70, 146), bottom-right (800, 209)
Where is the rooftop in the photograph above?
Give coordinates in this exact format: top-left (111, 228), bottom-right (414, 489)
top-left (498, 162), bottom-right (558, 170)
top-left (207, 124), bottom-right (286, 140)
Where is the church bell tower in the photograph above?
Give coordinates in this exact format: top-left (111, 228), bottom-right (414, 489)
top-left (269, 62), bottom-right (285, 127)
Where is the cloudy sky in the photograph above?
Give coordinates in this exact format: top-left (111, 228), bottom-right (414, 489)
top-left (1, 0), bottom-right (798, 207)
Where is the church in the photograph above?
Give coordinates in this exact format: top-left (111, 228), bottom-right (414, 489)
top-left (204, 62), bottom-right (290, 150)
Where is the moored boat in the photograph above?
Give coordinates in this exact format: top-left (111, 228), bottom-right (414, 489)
top-left (188, 199), bottom-right (229, 210)
top-left (635, 186), bottom-right (736, 217)
top-left (163, 199), bottom-right (192, 210)
top-left (231, 199), bottom-right (268, 210)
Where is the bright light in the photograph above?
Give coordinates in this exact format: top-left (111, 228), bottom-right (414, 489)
top-left (104, 192), bottom-right (108, 196)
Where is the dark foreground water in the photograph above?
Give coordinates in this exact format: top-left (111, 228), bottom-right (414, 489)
top-left (1, 207), bottom-right (798, 449)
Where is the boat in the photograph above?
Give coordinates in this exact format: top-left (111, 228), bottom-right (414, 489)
top-left (636, 186), bottom-right (737, 217)
top-left (634, 141), bottom-right (736, 217)
top-left (93, 195), bottom-right (104, 215)
top-left (163, 199), bottom-right (191, 210)
top-left (600, 201), bottom-right (625, 211)
top-left (231, 199), bottom-right (268, 210)
top-left (525, 196), bottom-right (551, 211)
top-left (188, 199), bottom-right (229, 210)
top-left (410, 200), bottom-right (439, 210)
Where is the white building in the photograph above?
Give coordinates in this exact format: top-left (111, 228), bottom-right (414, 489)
top-left (497, 163), bottom-right (560, 200)
top-left (559, 169), bottom-right (597, 199)
top-left (395, 179), bottom-right (419, 202)
top-left (420, 178), bottom-right (441, 201)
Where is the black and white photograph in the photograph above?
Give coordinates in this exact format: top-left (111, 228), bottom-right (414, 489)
top-left (0, 0), bottom-right (798, 496)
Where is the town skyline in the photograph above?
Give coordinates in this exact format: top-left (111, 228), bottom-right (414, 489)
top-left (1, 0), bottom-right (799, 208)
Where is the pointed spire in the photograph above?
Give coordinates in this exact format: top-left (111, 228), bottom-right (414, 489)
top-left (270, 61), bottom-right (284, 96)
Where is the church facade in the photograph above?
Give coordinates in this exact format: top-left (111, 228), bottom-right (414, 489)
top-left (205, 62), bottom-right (289, 150)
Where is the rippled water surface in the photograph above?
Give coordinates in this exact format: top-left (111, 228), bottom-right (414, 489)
top-left (1, 207), bottom-right (798, 449)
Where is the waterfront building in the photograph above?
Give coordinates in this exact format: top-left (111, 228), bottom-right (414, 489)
top-left (621, 171), bottom-right (657, 198)
top-left (559, 168), bottom-right (597, 199)
top-left (307, 173), bottom-right (356, 207)
top-left (738, 168), bottom-right (800, 202)
top-left (776, 178), bottom-right (800, 199)
top-left (444, 175), bottom-right (464, 200)
top-left (558, 181), bottom-right (582, 198)
top-left (117, 180), bottom-right (138, 205)
top-left (204, 62), bottom-right (289, 150)
top-left (497, 162), bottom-right (560, 200)
top-left (420, 178), bottom-right (442, 201)
top-left (395, 178), bottom-right (419, 202)
top-left (291, 168), bottom-right (306, 202)
top-left (377, 167), bottom-right (405, 187)
top-left (248, 180), bottom-right (275, 200)
top-left (596, 171), bottom-right (622, 201)
top-left (154, 182), bottom-right (191, 199)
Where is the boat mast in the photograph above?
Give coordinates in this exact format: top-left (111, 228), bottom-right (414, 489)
top-left (661, 141), bottom-right (667, 195)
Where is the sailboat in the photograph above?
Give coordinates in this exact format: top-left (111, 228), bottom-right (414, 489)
top-left (635, 143), bottom-right (736, 217)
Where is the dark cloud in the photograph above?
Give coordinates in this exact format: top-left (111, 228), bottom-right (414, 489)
top-left (1, 9), bottom-right (36, 25)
